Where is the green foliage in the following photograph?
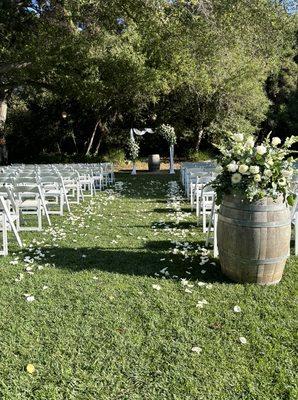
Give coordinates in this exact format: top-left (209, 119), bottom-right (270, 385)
top-left (187, 149), bottom-right (215, 162)
top-left (1, 1), bottom-right (297, 161)
top-left (102, 148), bottom-right (126, 164)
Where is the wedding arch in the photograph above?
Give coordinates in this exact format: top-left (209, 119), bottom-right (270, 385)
top-left (128, 124), bottom-right (176, 175)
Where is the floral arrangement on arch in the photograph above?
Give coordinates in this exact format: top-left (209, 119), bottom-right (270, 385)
top-left (158, 124), bottom-right (177, 145)
top-left (212, 133), bottom-right (298, 205)
top-left (128, 138), bottom-right (140, 161)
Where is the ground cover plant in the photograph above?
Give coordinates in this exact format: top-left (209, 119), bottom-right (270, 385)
top-left (0, 173), bottom-right (296, 400)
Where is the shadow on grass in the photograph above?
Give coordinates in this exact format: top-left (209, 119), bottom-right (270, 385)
top-left (34, 240), bottom-right (228, 284)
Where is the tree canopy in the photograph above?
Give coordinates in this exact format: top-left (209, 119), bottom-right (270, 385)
top-left (1, 0), bottom-right (297, 162)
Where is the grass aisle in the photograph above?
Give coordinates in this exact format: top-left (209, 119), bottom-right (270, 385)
top-left (0, 173), bottom-right (297, 400)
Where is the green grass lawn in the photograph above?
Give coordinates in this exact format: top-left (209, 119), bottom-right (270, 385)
top-left (0, 173), bottom-right (297, 400)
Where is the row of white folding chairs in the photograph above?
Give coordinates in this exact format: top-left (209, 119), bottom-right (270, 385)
top-left (0, 162), bottom-right (114, 255)
top-left (180, 161), bottom-right (216, 188)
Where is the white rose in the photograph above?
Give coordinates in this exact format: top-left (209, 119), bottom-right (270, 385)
top-left (266, 158), bottom-right (274, 166)
top-left (249, 165), bottom-right (260, 174)
top-left (239, 164), bottom-right (249, 174)
top-left (281, 169), bottom-right (293, 178)
top-left (245, 137), bottom-right (255, 148)
top-left (264, 169), bottom-right (273, 178)
top-left (231, 173), bottom-right (242, 184)
top-left (256, 145), bottom-right (267, 155)
top-left (272, 137), bottom-right (281, 146)
top-left (278, 177), bottom-right (287, 186)
top-left (227, 162), bottom-right (238, 173)
top-left (234, 133), bottom-right (244, 142)
top-left (254, 174), bottom-right (261, 183)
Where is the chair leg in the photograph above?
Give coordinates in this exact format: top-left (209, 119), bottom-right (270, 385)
top-left (2, 214), bottom-right (8, 256)
top-left (38, 201), bottom-right (42, 231)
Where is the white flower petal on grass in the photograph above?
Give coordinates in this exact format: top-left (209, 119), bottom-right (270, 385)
top-left (191, 346), bottom-right (202, 354)
top-left (233, 305), bottom-right (241, 313)
top-left (25, 295), bottom-right (35, 302)
top-left (42, 285), bottom-right (49, 290)
top-left (152, 284), bottom-right (161, 291)
top-left (239, 336), bottom-right (247, 344)
top-left (185, 288), bottom-right (192, 294)
top-left (197, 281), bottom-right (206, 287)
top-left (206, 284), bottom-right (213, 289)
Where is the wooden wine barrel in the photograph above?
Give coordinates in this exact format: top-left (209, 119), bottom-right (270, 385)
top-left (217, 195), bottom-right (291, 285)
top-left (148, 154), bottom-right (160, 172)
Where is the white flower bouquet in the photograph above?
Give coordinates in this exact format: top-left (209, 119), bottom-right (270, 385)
top-left (128, 138), bottom-right (140, 161)
top-left (158, 124), bottom-right (177, 145)
top-left (212, 133), bottom-right (298, 205)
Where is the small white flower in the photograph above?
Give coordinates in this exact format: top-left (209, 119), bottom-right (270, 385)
top-left (191, 346), bottom-right (202, 354)
top-left (231, 173), bottom-right (242, 184)
top-left (272, 137), bottom-right (281, 146)
top-left (239, 164), bottom-right (249, 174)
top-left (249, 165), bottom-right (260, 175)
top-left (234, 133), bottom-right (244, 142)
top-left (256, 145), bottom-right (267, 155)
top-left (239, 336), bottom-right (247, 344)
top-left (233, 305), bottom-right (241, 313)
top-left (42, 285), bottom-right (49, 290)
top-left (227, 162), bottom-right (238, 173)
top-left (25, 295), bottom-right (35, 302)
top-left (264, 169), bottom-right (273, 178)
top-left (278, 177), bottom-right (287, 186)
top-left (281, 169), bottom-right (293, 178)
top-left (185, 288), bottom-right (192, 293)
top-left (245, 137), bottom-right (255, 148)
top-left (254, 174), bottom-right (261, 183)
top-left (152, 284), bottom-right (161, 291)
top-left (197, 281), bottom-right (206, 287)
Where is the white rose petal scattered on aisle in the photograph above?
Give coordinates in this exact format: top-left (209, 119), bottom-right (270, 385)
top-left (152, 284), bottom-right (162, 291)
top-left (191, 346), bottom-right (202, 354)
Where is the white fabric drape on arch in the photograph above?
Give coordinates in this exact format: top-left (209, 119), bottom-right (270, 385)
top-left (129, 128), bottom-right (174, 175)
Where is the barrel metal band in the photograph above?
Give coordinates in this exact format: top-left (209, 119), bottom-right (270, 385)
top-left (218, 213), bottom-right (290, 228)
top-left (222, 201), bottom-right (287, 212)
top-left (219, 248), bottom-right (288, 265)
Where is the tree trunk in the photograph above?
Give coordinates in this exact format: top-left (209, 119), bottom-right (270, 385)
top-left (93, 121), bottom-right (108, 156)
top-left (85, 120), bottom-right (100, 156)
top-left (0, 92), bottom-right (9, 165)
top-left (195, 128), bottom-right (204, 151)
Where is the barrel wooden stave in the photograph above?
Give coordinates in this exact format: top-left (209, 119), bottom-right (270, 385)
top-left (217, 195), bottom-right (291, 285)
top-left (148, 154), bottom-right (161, 172)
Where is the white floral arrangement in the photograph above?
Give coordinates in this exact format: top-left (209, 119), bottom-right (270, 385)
top-left (212, 133), bottom-right (298, 205)
top-left (158, 124), bottom-right (177, 145)
top-left (128, 138), bottom-right (140, 161)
